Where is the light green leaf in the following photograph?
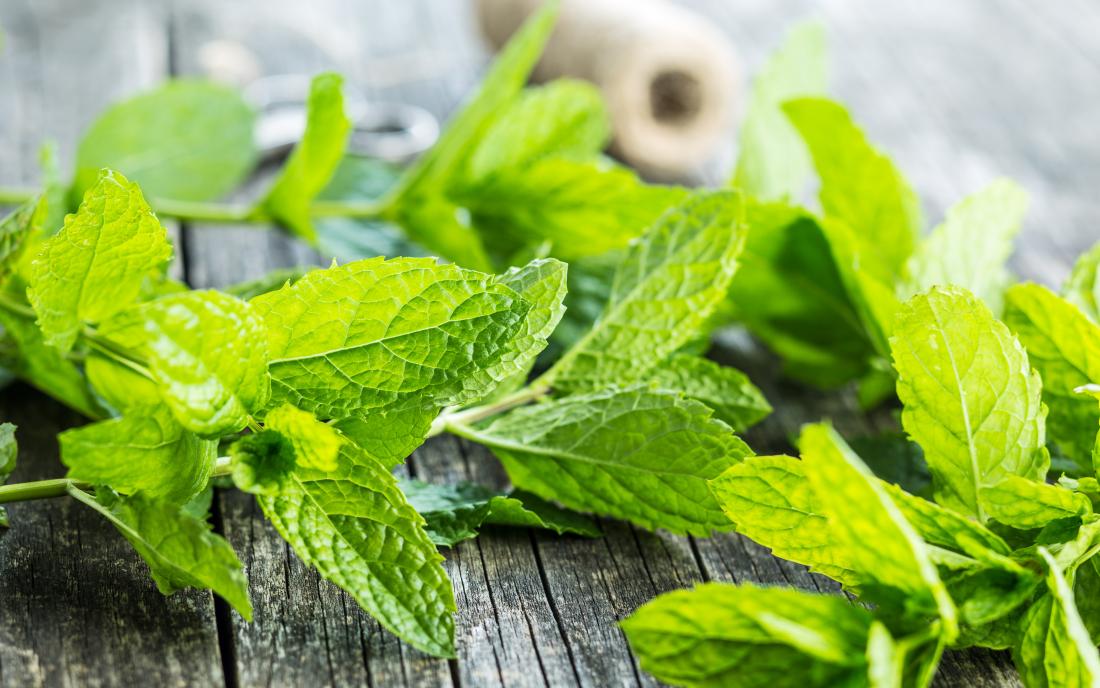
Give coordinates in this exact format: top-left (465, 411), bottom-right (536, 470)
top-left (880, 483), bottom-right (1010, 557)
top-left (229, 430), bottom-right (296, 495)
top-left (1014, 548), bottom-right (1100, 688)
top-left (732, 21), bottom-right (828, 200)
top-left (1004, 283), bottom-right (1100, 466)
top-left (251, 257), bottom-right (531, 419)
top-left (1078, 384), bottom-right (1100, 473)
top-left (462, 158), bottom-right (687, 262)
top-left (892, 286), bottom-right (1048, 520)
top-left (72, 80), bottom-right (256, 203)
top-left (263, 403), bottom-right (344, 472)
top-left (0, 293), bottom-right (104, 418)
top-left (452, 386), bottom-right (750, 535)
top-left (465, 79), bottom-right (610, 184)
top-left (798, 423), bottom-right (957, 636)
top-left (99, 290), bottom-right (270, 437)
top-left (392, 198), bottom-right (493, 272)
top-left (645, 354), bottom-right (771, 432)
top-left (981, 476), bottom-right (1092, 529)
top-left (59, 406), bottom-right (216, 503)
top-left (725, 201), bottom-right (874, 387)
top-left (785, 97), bottom-right (922, 282)
top-left (28, 170), bottom-right (173, 352)
top-left (1065, 241), bottom-right (1100, 323)
top-left (708, 455), bottom-right (864, 586)
top-left (542, 191), bottom-right (746, 391)
top-left (622, 582), bottom-right (872, 688)
top-left (221, 266), bottom-right (308, 301)
top-left (399, 479), bottom-right (599, 547)
top-left (84, 349), bottom-right (161, 414)
top-left (902, 179), bottom-right (1028, 313)
top-left (0, 422), bottom-right (16, 527)
top-left (333, 405), bottom-right (436, 470)
top-left (259, 73), bottom-right (351, 241)
top-left (69, 487), bottom-right (251, 619)
top-left (258, 440), bottom-right (456, 657)
top-left (0, 197), bottom-right (42, 285)
top-left (865, 621), bottom-right (946, 688)
top-left (387, 1), bottom-right (558, 202)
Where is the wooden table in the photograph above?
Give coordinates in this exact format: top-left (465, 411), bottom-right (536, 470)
top-left (0, 1), bottom-right (1097, 686)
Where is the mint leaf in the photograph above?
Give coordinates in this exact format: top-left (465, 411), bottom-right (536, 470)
top-left (28, 170), bottom-right (173, 352)
top-left (69, 487), bottom-right (251, 619)
top-left (543, 191), bottom-right (746, 390)
top-left (1014, 548), bottom-right (1100, 688)
top-left (892, 286), bottom-right (1047, 520)
top-left (981, 476), bottom-right (1092, 529)
top-left (399, 479), bottom-right (599, 547)
top-left (902, 178), bottom-right (1028, 313)
top-left (732, 21), bottom-right (828, 200)
top-left (708, 454), bottom-right (864, 586)
top-left (230, 430), bottom-right (296, 495)
top-left (726, 201), bottom-right (874, 386)
top-left (0, 198), bottom-right (42, 284)
top-left (258, 73), bottom-right (351, 241)
top-left (84, 348), bottom-right (161, 414)
top-left (221, 266), bottom-right (307, 301)
top-left (645, 354), bottom-right (771, 432)
top-left (72, 80), bottom-right (256, 203)
top-left (258, 440), bottom-right (456, 657)
top-left (880, 483), bottom-right (1010, 557)
top-left (393, 198), bottom-right (493, 272)
top-left (1004, 283), bottom-right (1100, 466)
top-left (785, 97), bottom-right (922, 281)
top-left (622, 582), bottom-right (873, 688)
top-left (99, 290), bottom-right (271, 437)
top-left (263, 403), bottom-right (343, 472)
top-left (465, 79), bottom-right (610, 184)
top-left (1065, 241), bottom-right (1100, 323)
top-left (251, 257), bottom-right (531, 419)
top-left (453, 387), bottom-right (749, 535)
top-left (0, 422), bottom-right (16, 527)
top-left (798, 423), bottom-right (957, 634)
top-left (333, 406), bottom-right (436, 470)
top-left (865, 621), bottom-right (946, 688)
top-left (59, 406), bottom-right (216, 503)
top-left (464, 158), bottom-right (687, 263)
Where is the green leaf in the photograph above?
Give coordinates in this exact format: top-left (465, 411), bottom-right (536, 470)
top-left (622, 582), bottom-right (873, 688)
top-left (258, 73), bottom-right (351, 241)
top-left (221, 266), bottom-right (308, 301)
top-left (399, 479), bottom-right (599, 547)
top-left (99, 290), bottom-right (270, 437)
top-left (543, 191), bottom-right (746, 390)
top-left (258, 440), bottom-right (456, 657)
top-left (1004, 283), bottom-right (1100, 466)
top-left (981, 476), bottom-right (1092, 529)
top-left (452, 386), bottom-right (750, 535)
top-left (644, 354), bottom-right (771, 432)
top-left (392, 198), bottom-right (493, 272)
top-left (333, 405), bottom-right (436, 470)
top-left (1078, 385), bottom-right (1100, 473)
top-left (250, 257), bottom-right (532, 419)
top-left (1014, 548), bottom-right (1100, 688)
top-left (798, 423), bottom-right (957, 636)
top-left (785, 97), bottom-right (922, 282)
top-left (892, 286), bottom-right (1048, 520)
top-left (865, 621), bottom-right (946, 688)
top-left (0, 422), bottom-right (16, 527)
top-left (849, 433), bottom-right (930, 498)
top-left (463, 158), bottom-right (687, 263)
top-left (0, 197), bottom-right (42, 285)
top-left (84, 348), bottom-right (161, 414)
top-left (902, 179), bottom-right (1028, 313)
top-left (69, 487), bottom-right (251, 619)
top-left (28, 170), bottom-right (173, 352)
top-left (465, 79), bottom-right (610, 184)
top-left (72, 80), bottom-right (256, 203)
top-left (708, 455), bottom-right (864, 586)
top-left (0, 293), bottom-right (104, 418)
top-left (1065, 241), bottom-right (1100, 323)
top-left (229, 430), bottom-right (296, 495)
top-left (725, 201), bottom-right (874, 387)
top-left (263, 403), bottom-right (344, 472)
top-left (388, 1), bottom-right (558, 202)
top-left (880, 483), bottom-right (1010, 557)
top-left (732, 21), bottom-right (828, 200)
top-left (59, 406), bottom-right (216, 503)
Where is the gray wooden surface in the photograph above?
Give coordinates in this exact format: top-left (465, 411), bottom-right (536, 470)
top-left (0, 0), bottom-right (1097, 686)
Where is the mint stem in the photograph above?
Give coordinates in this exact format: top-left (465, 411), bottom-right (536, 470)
top-left (429, 383), bottom-right (550, 438)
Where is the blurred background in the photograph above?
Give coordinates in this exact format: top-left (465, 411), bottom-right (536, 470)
top-left (0, 0), bottom-right (1096, 281)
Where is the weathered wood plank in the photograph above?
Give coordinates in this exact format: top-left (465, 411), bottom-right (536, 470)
top-left (0, 1), bottom-right (225, 686)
